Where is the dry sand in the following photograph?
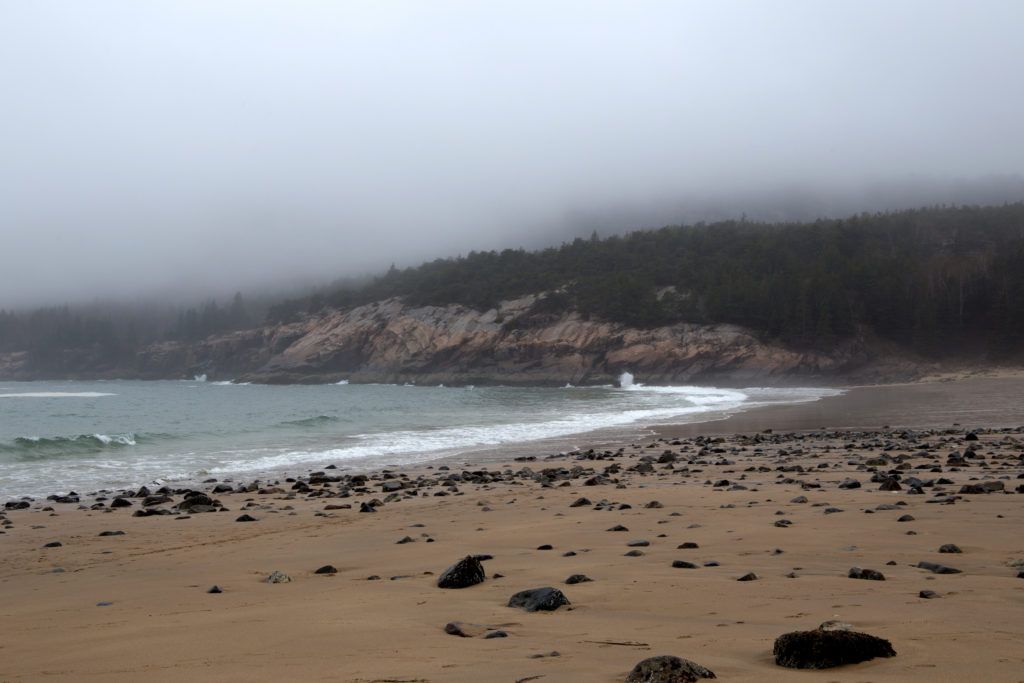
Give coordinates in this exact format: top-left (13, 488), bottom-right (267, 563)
top-left (1, 376), bottom-right (1023, 682)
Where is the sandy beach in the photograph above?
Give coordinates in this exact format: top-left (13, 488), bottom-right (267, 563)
top-left (1, 376), bottom-right (1023, 682)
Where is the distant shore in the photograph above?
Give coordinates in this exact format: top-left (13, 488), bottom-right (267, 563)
top-left (1, 373), bottom-right (1022, 682)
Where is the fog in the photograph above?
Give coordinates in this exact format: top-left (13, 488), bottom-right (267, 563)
top-left (3, 1), bottom-right (1023, 308)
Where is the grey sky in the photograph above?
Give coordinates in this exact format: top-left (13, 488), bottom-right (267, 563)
top-left (3, 1), bottom-right (1023, 307)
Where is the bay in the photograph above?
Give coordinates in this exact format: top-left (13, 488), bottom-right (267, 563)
top-left (0, 376), bottom-right (840, 498)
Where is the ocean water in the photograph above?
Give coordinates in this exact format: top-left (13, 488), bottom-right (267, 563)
top-left (0, 376), bottom-right (841, 499)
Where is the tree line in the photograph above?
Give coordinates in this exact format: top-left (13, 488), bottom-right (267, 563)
top-left (272, 202), bottom-right (1024, 357)
top-left (3, 202), bottom-right (1024, 375)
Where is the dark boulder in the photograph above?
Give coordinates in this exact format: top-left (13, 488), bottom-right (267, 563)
top-left (848, 567), bottom-right (885, 580)
top-left (625, 654), bottom-right (716, 682)
top-left (507, 587), bottom-right (570, 612)
top-left (938, 543), bottom-right (962, 554)
top-left (437, 555), bottom-right (486, 589)
top-left (672, 560), bottom-right (698, 569)
top-left (177, 493), bottom-right (214, 511)
top-left (314, 565), bottom-right (338, 574)
top-left (878, 478), bottom-right (902, 491)
top-left (773, 629), bottom-right (896, 669)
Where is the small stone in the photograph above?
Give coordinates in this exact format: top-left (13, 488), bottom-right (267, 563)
top-left (207, 585), bottom-right (222, 593)
top-left (607, 524), bottom-right (629, 531)
top-left (917, 561), bottom-right (962, 574)
top-left (672, 560), bottom-right (698, 569)
top-left (897, 514), bottom-right (915, 522)
top-left (624, 549), bottom-right (645, 557)
top-left (235, 514), bottom-right (258, 522)
top-left (507, 587), bottom-right (570, 612)
top-left (565, 574), bottom-right (593, 584)
top-left (848, 567), bottom-right (886, 581)
top-left (938, 543), bottom-right (962, 554)
top-left (737, 572), bottom-right (758, 581)
top-left (536, 544), bottom-right (553, 550)
top-left (265, 570), bottom-right (291, 583)
top-left (314, 565), bottom-right (338, 574)
top-left (98, 530), bottom-right (125, 536)
top-left (677, 542), bottom-right (699, 549)
top-left (625, 654), bottom-right (716, 682)
top-left (919, 590), bottom-right (940, 598)
top-left (396, 536), bottom-right (415, 544)
top-left (42, 541), bottom-right (62, 548)
top-left (444, 621), bottom-right (494, 638)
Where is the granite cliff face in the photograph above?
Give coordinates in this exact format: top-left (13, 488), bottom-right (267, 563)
top-left (127, 295), bottom-right (876, 386)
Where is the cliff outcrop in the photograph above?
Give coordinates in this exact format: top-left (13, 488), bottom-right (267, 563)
top-left (125, 295), bottom-right (886, 386)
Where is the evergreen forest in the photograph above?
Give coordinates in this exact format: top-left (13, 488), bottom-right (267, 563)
top-left (3, 202), bottom-right (1024, 375)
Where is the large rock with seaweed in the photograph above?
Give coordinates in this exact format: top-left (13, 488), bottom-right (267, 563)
top-left (625, 655), bottom-right (716, 682)
top-left (773, 629), bottom-right (896, 669)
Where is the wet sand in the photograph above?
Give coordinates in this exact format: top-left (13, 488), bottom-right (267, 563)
top-left (1, 376), bottom-right (1022, 682)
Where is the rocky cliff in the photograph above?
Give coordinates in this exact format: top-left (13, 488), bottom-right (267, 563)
top-left (118, 295), bottom-right (888, 386)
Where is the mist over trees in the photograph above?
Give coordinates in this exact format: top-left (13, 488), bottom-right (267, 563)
top-left (2, 202), bottom-right (1024, 378)
top-left (282, 202), bottom-right (1024, 357)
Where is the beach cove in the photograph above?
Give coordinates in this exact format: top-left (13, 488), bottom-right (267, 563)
top-left (1, 375), bottom-right (1023, 681)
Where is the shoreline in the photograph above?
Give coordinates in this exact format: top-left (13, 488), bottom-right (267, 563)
top-left (1, 375), bottom-right (1023, 681)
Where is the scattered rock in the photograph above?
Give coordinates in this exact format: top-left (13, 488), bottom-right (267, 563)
top-left (314, 565), bottom-right (338, 574)
top-left (98, 530), bottom-right (125, 536)
top-left (625, 654), bottom-right (716, 682)
top-left (917, 561), bottom-right (962, 574)
top-left (444, 621), bottom-right (505, 638)
top-left (565, 574), bottom-right (593, 584)
top-left (437, 555), bottom-right (486, 589)
top-left (737, 572), bottom-right (758, 581)
top-left (938, 543), bottom-right (962, 554)
top-left (235, 514), bottom-right (258, 522)
top-left (848, 567), bottom-right (886, 581)
top-left (773, 629), bottom-right (896, 669)
top-left (265, 571), bottom-right (291, 583)
top-left (672, 560), bottom-right (698, 569)
top-left (919, 590), bottom-right (940, 598)
top-left (507, 587), bottom-right (570, 612)
top-left (207, 585), bottom-right (222, 593)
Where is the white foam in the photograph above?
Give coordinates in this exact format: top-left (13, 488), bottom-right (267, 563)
top-left (0, 392), bottom-right (116, 398)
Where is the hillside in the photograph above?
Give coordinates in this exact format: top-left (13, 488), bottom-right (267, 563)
top-left (1, 203), bottom-right (1023, 383)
